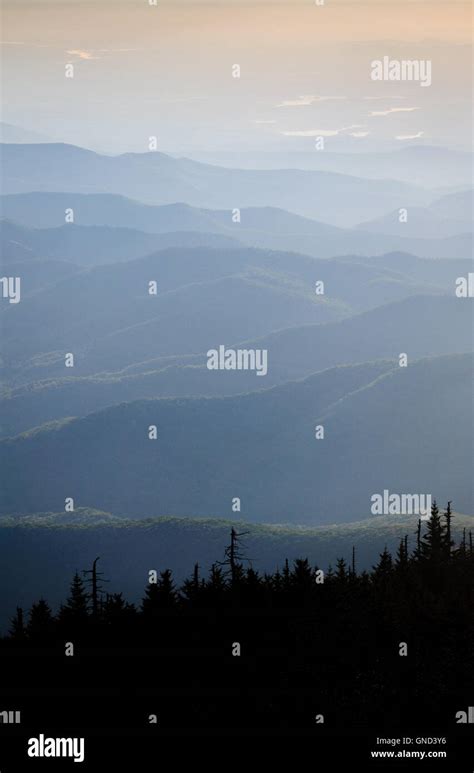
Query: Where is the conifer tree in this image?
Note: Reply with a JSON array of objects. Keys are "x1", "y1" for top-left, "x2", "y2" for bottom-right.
[
  {"x1": 373, "y1": 547, "x2": 393, "y2": 580},
  {"x1": 142, "y1": 569, "x2": 177, "y2": 615},
  {"x1": 395, "y1": 536, "x2": 409, "y2": 569},
  {"x1": 269, "y1": 569, "x2": 282, "y2": 593},
  {"x1": 443, "y1": 501, "x2": 454, "y2": 557},
  {"x1": 9, "y1": 606, "x2": 25, "y2": 640},
  {"x1": 27, "y1": 599, "x2": 55, "y2": 639},
  {"x1": 419, "y1": 500, "x2": 445, "y2": 562},
  {"x1": 290, "y1": 558, "x2": 314, "y2": 590},
  {"x1": 181, "y1": 563, "x2": 204, "y2": 603},
  {"x1": 351, "y1": 545, "x2": 356, "y2": 576},
  {"x1": 206, "y1": 563, "x2": 226, "y2": 597},
  {"x1": 460, "y1": 528, "x2": 467, "y2": 557},
  {"x1": 415, "y1": 518, "x2": 422, "y2": 557},
  {"x1": 103, "y1": 593, "x2": 136, "y2": 623},
  {"x1": 282, "y1": 558, "x2": 291, "y2": 589},
  {"x1": 59, "y1": 572, "x2": 89, "y2": 624},
  {"x1": 336, "y1": 557, "x2": 348, "y2": 581}
]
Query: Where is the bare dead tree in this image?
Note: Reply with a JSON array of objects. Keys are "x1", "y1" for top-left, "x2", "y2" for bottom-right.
[
  {"x1": 82, "y1": 557, "x2": 109, "y2": 617},
  {"x1": 217, "y1": 528, "x2": 250, "y2": 584}
]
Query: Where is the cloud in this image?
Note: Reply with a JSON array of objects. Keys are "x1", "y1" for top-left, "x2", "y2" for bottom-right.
[
  {"x1": 65, "y1": 48, "x2": 138, "y2": 61},
  {"x1": 254, "y1": 120, "x2": 276, "y2": 125},
  {"x1": 276, "y1": 95, "x2": 346, "y2": 108},
  {"x1": 66, "y1": 49, "x2": 98, "y2": 60},
  {"x1": 348, "y1": 131, "x2": 370, "y2": 138},
  {"x1": 369, "y1": 107, "x2": 420, "y2": 117},
  {"x1": 395, "y1": 131, "x2": 424, "y2": 140},
  {"x1": 282, "y1": 124, "x2": 364, "y2": 137}
]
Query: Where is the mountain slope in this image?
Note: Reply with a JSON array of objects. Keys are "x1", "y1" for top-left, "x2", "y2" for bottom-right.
[
  {"x1": 429, "y1": 189, "x2": 473, "y2": 221},
  {"x1": 2, "y1": 193, "x2": 470, "y2": 259},
  {"x1": 1, "y1": 142, "x2": 432, "y2": 226},
  {"x1": 0, "y1": 508, "x2": 472, "y2": 632},
  {"x1": 339, "y1": 252, "x2": 473, "y2": 289},
  {"x1": 236, "y1": 295, "x2": 474, "y2": 382},
  {"x1": 188, "y1": 146, "x2": 473, "y2": 188},
  {"x1": 1, "y1": 355, "x2": 471, "y2": 522},
  {"x1": 2, "y1": 245, "x2": 440, "y2": 379},
  {"x1": 1, "y1": 248, "x2": 352, "y2": 367},
  {"x1": 0, "y1": 219, "x2": 241, "y2": 265},
  {"x1": 355, "y1": 207, "x2": 472, "y2": 239},
  {"x1": 1, "y1": 294, "x2": 472, "y2": 436},
  {"x1": 0, "y1": 259, "x2": 82, "y2": 297}
]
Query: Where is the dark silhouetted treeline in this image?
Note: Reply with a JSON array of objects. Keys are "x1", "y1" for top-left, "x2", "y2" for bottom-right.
[{"x1": 1, "y1": 502, "x2": 473, "y2": 732}]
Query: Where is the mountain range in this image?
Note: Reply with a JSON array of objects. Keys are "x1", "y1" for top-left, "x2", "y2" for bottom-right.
[
  {"x1": 185, "y1": 146, "x2": 474, "y2": 188},
  {"x1": 1, "y1": 294, "x2": 472, "y2": 437},
  {"x1": 2, "y1": 191, "x2": 471, "y2": 259},
  {"x1": 1, "y1": 506, "x2": 472, "y2": 634},
  {"x1": 1, "y1": 354, "x2": 472, "y2": 522},
  {"x1": 1, "y1": 142, "x2": 437, "y2": 227},
  {"x1": 0, "y1": 132, "x2": 472, "y2": 635}
]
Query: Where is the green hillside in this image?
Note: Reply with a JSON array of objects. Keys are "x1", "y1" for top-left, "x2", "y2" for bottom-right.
[{"x1": 1, "y1": 354, "x2": 472, "y2": 522}]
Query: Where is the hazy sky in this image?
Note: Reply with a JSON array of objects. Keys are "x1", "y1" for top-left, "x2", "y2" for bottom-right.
[{"x1": 1, "y1": 0, "x2": 472, "y2": 155}]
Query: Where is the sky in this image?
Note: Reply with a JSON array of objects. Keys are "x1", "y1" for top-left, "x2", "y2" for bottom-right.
[{"x1": 1, "y1": 0, "x2": 472, "y2": 155}]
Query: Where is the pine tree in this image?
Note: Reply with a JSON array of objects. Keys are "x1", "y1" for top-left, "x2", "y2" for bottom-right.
[
  {"x1": 373, "y1": 547, "x2": 393, "y2": 580},
  {"x1": 351, "y1": 545, "x2": 356, "y2": 576},
  {"x1": 443, "y1": 501, "x2": 454, "y2": 557},
  {"x1": 141, "y1": 569, "x2": 177, "y2": 615},
  {"x1": 282, "y1": 558, "x2": 291, "y2": 590},
  {"x1": 59, "y1": 572, "x2": 89, "y2": 624},
  {"x1": 290, "y1": 558, "x2": 315, "y2": 590},
  {"x1": 325, "y1": 564, "x2": 335, "y2": 581},
  {"x1": 415, "y1": 518, "x2": 422, "y2": 558},
  {"x1": 102, "y1": 593, "x2": 136, "y2": 623},
  {"x1": 205, "y1": 563, "x2": 226, "y2": 601},
  {"x1": 181, "y1": 563, "x2": 204, "y2": 603},
  {"x1": 27, "y1": 599, "x2": 55, "y2": 639},
  {"x1": 395, "y1": 536, "x2": 409, "y2": 569},
  {"x1": 336, "y1": 557, "x2": 348, "y2": 582},
  {"x1": 9, "y1": 606, "x2": 25, "y2": 640},
  {"x1": 242, "y1": 567, "x2": 262, "y2": 603},
  {"x1": 419, "y1": 500, "x2": 445, "y2": 563},
  {"x1": 269, "y1": 569, "x2": 282, "y2": 593}
]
